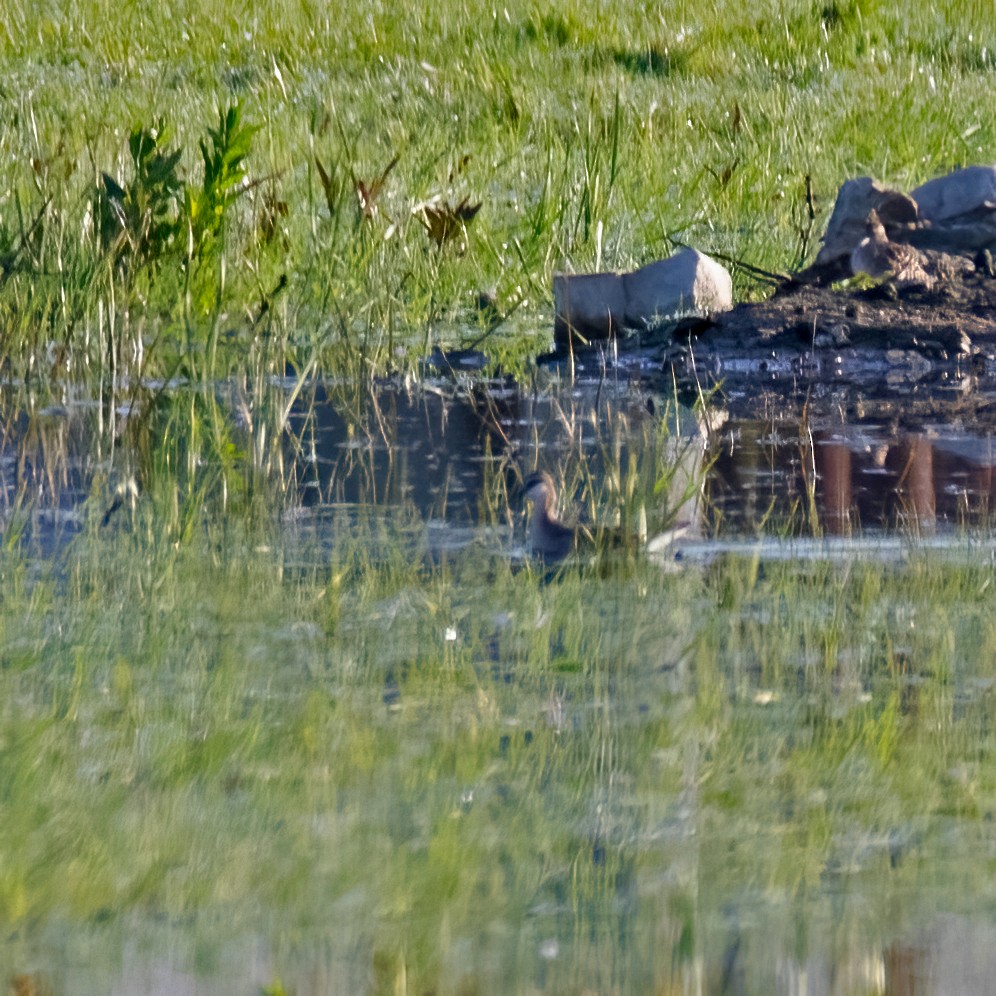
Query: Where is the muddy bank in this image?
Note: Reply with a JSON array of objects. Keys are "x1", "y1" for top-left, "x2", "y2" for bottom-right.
[
  {"x1": 541, "y1": 249, "x2": 996, "y2": 418},
  {"x1": 689, "y1": 249, "x2": 993, "y2": 360}
]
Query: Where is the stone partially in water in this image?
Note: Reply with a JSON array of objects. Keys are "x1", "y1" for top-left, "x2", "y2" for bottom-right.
[
  {"x1": 552, "y1": 270, "x2": 628, "y2": 343},
  {"x1": 553, "y1": 248, "x2": 732, "y2": 346}
]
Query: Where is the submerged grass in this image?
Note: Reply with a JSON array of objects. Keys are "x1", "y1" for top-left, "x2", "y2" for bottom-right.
[{"x1": 2, "y1": 505, "x2": 996, "y2": 988}]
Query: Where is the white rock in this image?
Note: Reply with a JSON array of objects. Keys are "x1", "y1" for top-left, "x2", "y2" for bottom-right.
[
  {"x1": 912, "y1": 165, "x2": 996, "y2": 222},
  {"x1": 553, "y1": 248, "x2": 732, "y2": 345},
  {"x1": 908, "y1": 166, "x2": 996, "y2": 252},
  {"x1": 623, "y1": 249, "x2": 733, "y2": 328}
]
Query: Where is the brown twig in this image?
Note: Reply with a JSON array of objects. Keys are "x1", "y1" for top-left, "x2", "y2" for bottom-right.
[{"x1": 673, "y1": 239, "x2": 791, "y2": 285}]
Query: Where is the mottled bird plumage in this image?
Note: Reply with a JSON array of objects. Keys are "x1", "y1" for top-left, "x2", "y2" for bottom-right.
[{"x1": 850, "y1": 209, "x2": 933, "y2": 288}]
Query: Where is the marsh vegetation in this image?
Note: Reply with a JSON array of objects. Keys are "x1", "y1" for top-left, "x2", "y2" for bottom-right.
[{"x1": 2, "y1": 1, "x2": 996, "y2": 993}]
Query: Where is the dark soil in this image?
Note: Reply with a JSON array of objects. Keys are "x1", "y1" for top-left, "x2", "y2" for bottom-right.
[
  {"x1": 541, "y1": 250, "x2": 996, "y2": 420},
  {"x1": 693, "y1": 249, "x2": 995, "y2": 360}
]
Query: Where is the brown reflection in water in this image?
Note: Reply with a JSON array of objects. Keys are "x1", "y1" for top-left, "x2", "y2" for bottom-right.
[
  {"x1": 885, "y1": 940, "x2": 928, "y2": 996},
  {"x1": 290, "y1": 380, "x2": 996, "y2": 539},
  {"x1": 887, "y1": 433, "x2": 936, "y2": 532},
  {"x1": 883, "y1": 916, "x2": 996, "y2": 995},
  {"x1": 710, "y1": 422, "x2": 996, "y2": 533},
  {"x1": 813, "y1": 433, "x2": 852, "y2": 535},
  {"x1": 709, "y1": 913, "x2": 996, "y2": 996},
  {"x1": 813, "y1": 432, "x2": 939, "y2": 535},
  {"x1": 7, "y1": 381, "x2": 996, "y2": 544}
]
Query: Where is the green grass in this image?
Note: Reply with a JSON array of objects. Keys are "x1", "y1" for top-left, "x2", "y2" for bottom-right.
[{"x1": 0, "y1": 0, "x2": 994, "y2": 387}]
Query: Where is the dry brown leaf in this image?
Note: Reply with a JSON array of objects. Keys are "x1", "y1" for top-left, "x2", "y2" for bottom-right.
[
  {"x1": 416, "y1": 195, "x2": 481, "y2": 245},
  {"x1": 355, "y1": 155, "x2": 399, "y2": 219}
]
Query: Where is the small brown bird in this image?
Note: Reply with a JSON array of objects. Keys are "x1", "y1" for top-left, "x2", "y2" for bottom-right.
[
  {"x1": 850, "y1": 209, "x2": 933, "y2": 288},
  {"x1": 522, "y1": 470, "x2": 693, "y2": 566},
  {"x1": 521, "y1": 471, "x2": 581, "y2": 564}
]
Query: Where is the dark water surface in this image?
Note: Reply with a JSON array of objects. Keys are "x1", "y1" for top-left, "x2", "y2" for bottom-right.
[
  {"x1": 288, "y1": 374, "x2": 996, "y2": 534},
  {"x1": 5, "y1": 363, "x2": 996, "y2": 545}
]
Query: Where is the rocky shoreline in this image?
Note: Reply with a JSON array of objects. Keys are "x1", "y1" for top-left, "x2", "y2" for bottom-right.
[{"x1": 547, "y1": 167, "x2": 996, "y2": 390}]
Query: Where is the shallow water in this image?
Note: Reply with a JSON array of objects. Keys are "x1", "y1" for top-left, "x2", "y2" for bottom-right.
[
  {"x1": 3, "y1": 366, "x2": 996, "y2": 994},
  {"x1": 5, "y1": 362, "x2": 996, "y2": 547},
  {"x1": 281, "y1": 369, "x2": 996, "y2": 550}
]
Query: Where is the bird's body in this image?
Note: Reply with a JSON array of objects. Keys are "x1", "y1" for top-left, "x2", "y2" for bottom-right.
[
  {"x1": 850, "y1": 209, "x2": 933, "y2": 288},
  {"x1": 521, "y1": 471, "x2": 578, "y2": 564},
  {"x1": 521, "y1": 469, "x2": 694, "y2": 567}
]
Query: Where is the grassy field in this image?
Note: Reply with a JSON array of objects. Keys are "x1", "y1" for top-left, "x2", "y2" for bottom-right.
[
  {"x1": 0, "y1": 0, "x2": 994, "y2": 383},
  {"x1": 2, "y1": 1, "x2": 996, "y2": 992}
]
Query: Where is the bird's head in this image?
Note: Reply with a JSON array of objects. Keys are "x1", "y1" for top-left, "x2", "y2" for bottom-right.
[{"x1": 521, "y1": 471, "x2": 556, "y2": 508}]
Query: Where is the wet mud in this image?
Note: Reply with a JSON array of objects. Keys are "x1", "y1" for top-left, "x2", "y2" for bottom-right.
[
  {"x1": 544, "y1": 249, "x2": 996, "y2": 424},
  {"x1": 692, "y1": 249, "x2": 992, "y2": 361}
]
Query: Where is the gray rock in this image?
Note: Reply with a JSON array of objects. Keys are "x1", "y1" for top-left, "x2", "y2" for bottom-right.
[
  {"x1": 816, "y1": 177, "x2": 918, "y2": 266},
  {"x1": 912, "y1": 165, "x2": 996, "y2": 222},
  {"x1": 552, "y1": 270, "x2": 628, "y2": 343},
  {"x1": 817, "y1": 167, "x2": 996, "y2": 267},
  {"x1": 907, "y1": 165, "x2": 996, "y2": 253},
  {"x1": 554, "y1": 248, "x2": 732, "y2": 345}
]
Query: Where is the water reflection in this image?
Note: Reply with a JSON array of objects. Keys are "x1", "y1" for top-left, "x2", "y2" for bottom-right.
[
  {"x1": 4, "y1": 372, "x2": 996, "y2": 994},
  {"x1": 285, "y1": 376, "x2": 709, "y2": 554},
  {"x1": 0, "y1": 401, "x2": 95, "y2": 552},
  {"x1": 2, "y1": 375, "x2": 996, "y2": 547},
  {"x1": 284, "y1": 378, "x2": 996, "y2": 543},
  {"x1": 708, "y1": 423, "x2": 996, "y2": 535},
  {"x1": 7, "y1": 909, "x2": 996, "y2": 993}
]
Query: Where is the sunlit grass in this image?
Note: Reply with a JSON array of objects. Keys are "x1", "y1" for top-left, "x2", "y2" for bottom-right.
[{"x1": 0, "y1": 1, "x2": 994, "y2": 388}]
